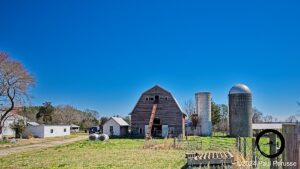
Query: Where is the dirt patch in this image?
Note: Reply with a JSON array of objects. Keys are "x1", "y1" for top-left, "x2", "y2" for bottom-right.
[{"x1": 0, "y1": 135, "x2": 88, "y2": 157}]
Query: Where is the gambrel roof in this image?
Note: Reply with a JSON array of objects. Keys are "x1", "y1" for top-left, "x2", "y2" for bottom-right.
[{"x1": 130, "y1": 85, "x2": 185, "y2": 115}]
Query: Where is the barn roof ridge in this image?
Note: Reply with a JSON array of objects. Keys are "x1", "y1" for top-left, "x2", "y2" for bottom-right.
[
  {"x1": 142, "y1": 85, "x2": 171, "y2": 95},
  {"x1": 129, "y1": 85, "x2": 186, "y2": 116}
]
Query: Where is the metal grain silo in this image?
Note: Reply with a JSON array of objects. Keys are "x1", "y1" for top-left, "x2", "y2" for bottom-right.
[
  {"x1": 195, "y1": 92, "x2": 212, "y2": 136},
  {"x1": 229, "y1": 84, "x2": 252, "y2": 137}
]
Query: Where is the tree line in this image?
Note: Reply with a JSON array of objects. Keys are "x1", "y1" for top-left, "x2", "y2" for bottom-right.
[
  {"x1": 21, "y1": 102, "x2": 100, "y2": 130},
  {"x1": 183, "y1": 98, "x2": 300, "y2": 133}
]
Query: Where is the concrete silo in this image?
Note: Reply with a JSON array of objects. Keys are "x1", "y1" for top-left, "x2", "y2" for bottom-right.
[
  {"x1": 229, "y1": 84, "x2": 252, "y2": 137},
  {"x1": 195, "y1": 92, "x2": 212, "y2": 136}
]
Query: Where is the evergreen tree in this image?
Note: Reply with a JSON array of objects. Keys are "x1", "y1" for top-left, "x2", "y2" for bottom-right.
[{"x1": 211, "y1": 100, "x2": 221, "y2": 125}]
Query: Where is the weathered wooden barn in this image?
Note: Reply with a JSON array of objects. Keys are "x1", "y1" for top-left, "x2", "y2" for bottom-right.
[{"x1": 130, "y1": 85, "x2": 185, "y2": 137}]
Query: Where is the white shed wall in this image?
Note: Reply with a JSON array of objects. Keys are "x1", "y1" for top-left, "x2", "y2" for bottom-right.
[
  {"x1": 26, "y1": 125, "x2": 70, "y2": 138},
  {"x1": 103, "y1": 119, "x2": 120, "y2": 136},
  {"x1": 43, "y1": 125, "x2": 70, "y2": 138},
  {"x1": 2, "y1": 120, "x2": 15, "y2": 137}
]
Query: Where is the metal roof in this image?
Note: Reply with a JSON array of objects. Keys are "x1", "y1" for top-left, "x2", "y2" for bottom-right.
[
  {"x1": 111, "y1": 117, "x2": 129, "y2": 126},
  {"x1": 252, "y1": 123, "x2": 282, "y2": 129},
  {"x1": 27, "y1": 121, "x2": 39, "y2": 126},
  {"x1": 70, "y1": 124, "x2": 80, "y2": 128},
  {"x1": 229, "y1": 83, "x2": 251, "y2": 94}
]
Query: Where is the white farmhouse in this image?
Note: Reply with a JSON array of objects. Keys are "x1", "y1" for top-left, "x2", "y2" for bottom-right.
[
  {"x1": 0, "y1": 111, "x2": 26, "y2": 138},
  {"x1": 26, "y1": 124, "x2": 70, "y2": 138},
  {"x1": 103, "y1": 117, "x2": 129, "y2": 136}
]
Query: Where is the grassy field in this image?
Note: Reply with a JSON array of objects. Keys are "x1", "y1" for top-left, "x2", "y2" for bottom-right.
[
  {"x1": 0, "y1": 136, "x2": 271, "y2": 169},
  {"x1": 0, "y1": 139, "x2": 186, "y2": 169}
]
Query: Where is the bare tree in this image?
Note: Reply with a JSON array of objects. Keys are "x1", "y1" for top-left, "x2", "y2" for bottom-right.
[
  {"x1": 218, "y1": 104, "x2": 229, "y2": 133},
  {"x1": 85, "y1": 109, "x2": 100, "y2": 119},
  {"x1": 286, "y1": 115, "x2": 298, "y2": 123},
  {"x1": 100, "y1": 116, "x2": 109, "y2": 126},
  {"x1": 263, "y1": 115, "x2": 273, "y2": 122},
  {"x1": 54, "y1": 105, "x2": 79, "y2": 125},
  {"x1": 183, "y1": 99, "x2": 195, "y2": 120},
  {"x1": 252, "y1": 107, "x2": 263, "y2": 123},
  {"x1": 285, "y1": 101, "x2": 300, "y2": 123},
  {"x1": 0, "y1": 52, "x2": 34, "y2": 137}
]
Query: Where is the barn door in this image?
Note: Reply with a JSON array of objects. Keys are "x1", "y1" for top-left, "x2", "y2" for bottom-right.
[
  {"x1": 162, "y1": 125, "x2": 168, "y2": 138},
  {"x1": 145, "y1": 125, "x2": 148, "y2": 136}
]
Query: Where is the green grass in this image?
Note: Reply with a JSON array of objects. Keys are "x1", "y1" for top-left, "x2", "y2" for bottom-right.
[
  {"x1": 0, "y1": 140, "x2": 9, "y2": 144},
  {"x1": 186, "y1": 136, "x2": 236, "y2": 151},
  {"x1": 0, "y1": 136, "x2": 274, "y2": 169},
  {"x1": 0, "y1": 139, "x2": 186, "y2": 169}
]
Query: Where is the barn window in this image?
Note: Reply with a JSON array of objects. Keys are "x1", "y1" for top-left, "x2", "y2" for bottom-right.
[
  {"x1": 50, "y1": 129, "x2": 54, "y2": 133},
  {"x1": 64, "y1": 128, "x2": 66, "y2": 132},
  {"x1": 139, "y1": 128, "x2": 143, "y2": 134},
  {"x1": 153, "y1": 117, "x2": 160, "y2": 125}
]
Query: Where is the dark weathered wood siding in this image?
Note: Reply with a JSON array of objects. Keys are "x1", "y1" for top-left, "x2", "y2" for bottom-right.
[
  {"x1": 282, "y1": 124, "x2": 300, "y2": 168},
  {"x1": 120, "y1": 126, "x2": 129, "y2": 136},
  {"x1": 130, "y1": 85, "x2": 184, "y2": 137}
]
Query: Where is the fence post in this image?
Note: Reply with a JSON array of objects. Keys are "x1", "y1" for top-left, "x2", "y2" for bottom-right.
[
  {"x1": 252, "y1": 137, "x2": 257, "y2": 168},
  {"x1": 270, "y1": 133, "x2": 277, "y2": 169},
  {"x1": 238, "y1": 137, "x2": 242, "y2": 152},
  {"x1": 173, "y1": 137, "x2": 176, "y2": 148},
  {"x1": 243, "y1": 137, "x2": 247, "y2": 158},
  {"x1": 236, "y1": 137, "x2": 241, "y2": 152}
]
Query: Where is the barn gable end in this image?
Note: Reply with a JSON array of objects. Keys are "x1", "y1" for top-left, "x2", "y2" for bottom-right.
[{"x1": 130, "y1": 85, "x2": 185, "y2": 137}]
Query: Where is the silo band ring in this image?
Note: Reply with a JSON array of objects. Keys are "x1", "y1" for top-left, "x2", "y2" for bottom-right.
[{"x1": 255, "y1": 129, "x2": 285, "y2": 158}]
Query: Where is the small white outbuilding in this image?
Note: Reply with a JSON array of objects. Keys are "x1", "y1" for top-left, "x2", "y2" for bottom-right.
[
  {"x1": 70, "y1": 124, "x2": 80, "y2": 132},
  {"x1": 103, "y1": 117, "x2": 129, "y2": 136},
  {"x1": 25, "y1": 125, "x2": 70, "y2": 138}
]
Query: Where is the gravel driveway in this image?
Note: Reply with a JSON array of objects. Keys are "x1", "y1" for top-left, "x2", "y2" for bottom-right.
[{"x1": 0, "y1": 135, "x2": 88, "y2": 157}]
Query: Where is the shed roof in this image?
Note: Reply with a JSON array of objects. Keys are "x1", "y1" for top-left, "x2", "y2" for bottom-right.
[
  {"x1": 71, "y1": 124, "x2": 80, "y2": 128},
  {"x1": 110, "y1": 117, "x2": 129, "y2": 126},
  {"x1": 27, "y1": 121, "x2": 39, "y2": 126},
  {"x1": 252, "y1": 123, "x2": 282, "y2": 129}
]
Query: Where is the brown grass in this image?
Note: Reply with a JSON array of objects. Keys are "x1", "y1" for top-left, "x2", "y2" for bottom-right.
[{"x1": 144, "y1": 138, "x2": 175, "y2": 150}]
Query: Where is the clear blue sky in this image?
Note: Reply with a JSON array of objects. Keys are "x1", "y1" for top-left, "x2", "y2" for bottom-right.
[{"x1": 0, "y1": 1, "x2": 299, "y2": 120}]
